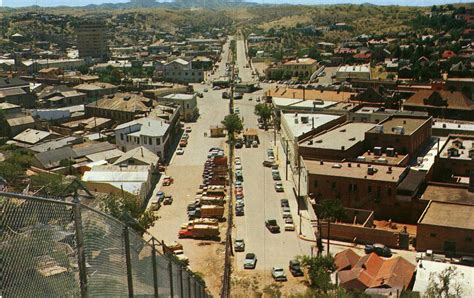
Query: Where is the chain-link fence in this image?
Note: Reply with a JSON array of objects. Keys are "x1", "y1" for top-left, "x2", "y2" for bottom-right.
[{"x1": 0, "y1": 192, "x2": 209, "y2": 298}]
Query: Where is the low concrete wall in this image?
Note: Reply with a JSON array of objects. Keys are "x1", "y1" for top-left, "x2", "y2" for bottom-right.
[{"x1": 321, "y1": 222, "x2": 401, "y2": 248}]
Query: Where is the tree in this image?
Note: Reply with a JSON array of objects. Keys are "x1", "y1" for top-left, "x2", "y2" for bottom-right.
[
  {"x1": 316, "y1": 198, "x2": 346, "y2": 255},
  {"x1": 426, "y1": 266, "x2": 464, "y2": 298},
  {"x1": 221, "y1": 114, "x2": 243, "y2": 143},
  {"x1": 254, "y1": 103, "x2": 273, "y2": 130},
  {"x1": 298, "y1": 255, "x2": 336, "y2": 294},
  {"x1": 30, "y1": 173, "x2": 66, "y2": 197},
  {"x1": 100, "y1": 193, "x2": 156, "y2": 234}
]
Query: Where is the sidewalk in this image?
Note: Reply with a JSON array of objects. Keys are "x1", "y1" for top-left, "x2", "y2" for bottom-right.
[{"x1": 272, "y1": 136, "x2": 317, "y2": 243}]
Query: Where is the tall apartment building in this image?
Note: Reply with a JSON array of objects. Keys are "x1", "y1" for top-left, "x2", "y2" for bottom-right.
[{"x1": 76, "y1": 19, "x2": 109, "y2": 60}]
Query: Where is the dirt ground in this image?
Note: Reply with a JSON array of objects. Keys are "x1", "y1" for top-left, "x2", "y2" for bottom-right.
[
  {"x1": 230, "y1": 270, "x2": 308, "y2": 297},
  {"x1": 373, "y1": 220, "x2": 417, "y2": 236}
]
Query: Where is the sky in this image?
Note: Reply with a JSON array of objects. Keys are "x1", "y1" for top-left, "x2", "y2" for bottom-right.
[{"x1": 1, "y1": 0, "x2": 471, "y2": 7}]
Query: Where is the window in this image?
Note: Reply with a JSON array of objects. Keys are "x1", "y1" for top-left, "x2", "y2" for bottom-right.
[
  {"x1": 313, "y1": 180, "x2": 318, "y2": 188},
  {"x1": 156, "y1": 138, "x2": 161, "y2": 145},
  {"x1": 144, "y1": 138, "x2": 147, "y2": 145},
  {"x1": 149, "y1": 137, "x2": 152, "y2": 144},
  {"x1": 466, "y1": 237, "x2": 473, "y2": 242},
  {"x1": 137, "y1": 137, "x2": 140, "y2": 144},
  {"x1": 120, "y1": 133, "x2": 124, "y2": 141},
  {"x1": 368, "y1": 185, "x2": 372, "y2": 193},
  {"x1": 187, "y1": 104, "x2": 190, "y2": 108},
  {"x1": 387, "y1": 188, "x2": 392, "y2": 196},
  {"x1": 331, "y1": 182, "x2": 336, "y2": 189},
  {"x1": 430, "y1": 233, "x2": 437, "y2": 238}
]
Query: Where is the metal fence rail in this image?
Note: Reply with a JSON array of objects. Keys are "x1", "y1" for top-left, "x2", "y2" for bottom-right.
[{"x1": 0, "y1": 192, "x2": 208, "y2": 298}]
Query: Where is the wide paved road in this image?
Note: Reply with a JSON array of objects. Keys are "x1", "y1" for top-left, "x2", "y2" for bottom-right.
[{"x1": 232, "y1": 35, "x2": 313, "y2": 274}]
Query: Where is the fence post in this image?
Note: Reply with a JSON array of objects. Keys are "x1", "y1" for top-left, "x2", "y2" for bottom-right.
[
  {"x1": 194, "y1": 278, "x2": 197, "y2": 298},
  {"x1": 123, "y1": 226, "x2": 134, "y2": 297},
  {"x1": 168, "y1": 260, "x2": 174, "y2": 297},
  {"x1": 179, "y1": 266, "x2": 184, "y2": 297},
  {"x1": 151, "y1": 238, "x2": 159, "y2": 298},
  {"x1": 73, "y1": 195, "x2": 88, "y2": 298},
  {"x1": 188, "y1": 271, "x2": 191, "y2": 298}
]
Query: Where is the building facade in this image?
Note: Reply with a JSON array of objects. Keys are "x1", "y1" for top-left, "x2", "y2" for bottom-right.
[
  {"x1": 76, "y1": 19, "x2": 109, "y2": 60},
  {"x1": 115, "y1": 117, "x2": 170, "y2": 159}
]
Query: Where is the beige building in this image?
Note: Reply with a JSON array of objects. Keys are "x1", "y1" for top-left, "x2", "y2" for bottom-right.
[
  {"x1": 266, "y1": 58, "x2": 319, "y2": 79},
  {"x1": 76, "y1": 19, "x2": 109, "y2": 59}
]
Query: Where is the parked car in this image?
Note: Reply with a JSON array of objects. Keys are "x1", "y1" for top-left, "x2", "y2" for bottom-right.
[
  {"x1": 265, "y1": 219, "x2": 280, "y2": 233},
  {"x1": 262, "y1": 160, "x2": 274, "y2": 167},
  {"x1": 235, "y1": 141, "x2": 243, "y2": 149},
  {"x1": 235, "y1": 206, "x2": 245, "y2": 216},
  {"x1": 364, "y1": 243, "x2": 392, "y2": 257},
  {"x1": 282, "y1": 208, "x2": 292, "y2": 219},
  {"x1": 234, "y1": 239, "x2": 245, "y2": 252},
  {"x1": 280, "y1": 199, "x2": 289, "y2": 208},
  {"x1": 252, "y1": 140, "x2": 258, "y2": 148},
  {"x1": 176, "y1": 148, "x2": 184, "y2": 155},
  {"x1": 244, "y1": 253, "x2": 257, "y2": 269},
  {"x1": 284, "y1": 217, "x2": 295, "y2": 231},
  {"x1": 274, "y1": 181, "x2": 284, "y2": 192},
  {"x1": 185, "y1": 127, "x2": 192, "y2": 133},
  {"x1": 272, "y1": 172, "x2": 281, "y2": 181},
  {"x1": 458, "y1": 256, "x2": 474, "y2": 267},
  {"x1": 163, "y1": 196, "x2": 173, "y2": 205},
  {"x1": 212, "y1": 86, "x2": 221, "y2": 90},
  {"x1": 204, "y1": 88, "x2": 209, "y2": 92},
  {"x1": 156, "y1": 191, "x2": 165, "y2": 200},
  {"x1": 271, "y1": 267, "x2": 287, "y2": 281},
  {"x1": 289, "y1": 260, "x2": 304, "y2": 276}
]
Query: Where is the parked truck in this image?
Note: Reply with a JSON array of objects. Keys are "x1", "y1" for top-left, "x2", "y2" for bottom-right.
[
  {"x1": 178, "y1": 224, "x2": 220, "y2": 240},
  {"x1": 198, "y1": 196, "x2": 225, "y2": 206},
  {"x1": 200, "y1": 205, "x2": 225, "y2": 219}
]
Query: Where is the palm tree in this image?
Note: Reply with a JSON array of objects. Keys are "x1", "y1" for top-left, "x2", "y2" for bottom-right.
[
  {"x1": 316, "y1": 198, "x2": 346, "y2": 256},
  {"x1": 254, "y1": 103, "x2": 272, "y2": 130}
]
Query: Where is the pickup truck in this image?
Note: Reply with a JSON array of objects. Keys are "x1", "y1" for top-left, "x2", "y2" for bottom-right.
[{"x1": 265, "y1": 219, "x2": 280, "y2": 233}]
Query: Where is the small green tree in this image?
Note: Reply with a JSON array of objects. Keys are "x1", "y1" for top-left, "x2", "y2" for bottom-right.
[
  {"x1": 298, "y1": 255, "x2": 336, "y2": 294},
  {"x1": 254, "y1": 103, "x2": 273, "y2": 130},
  {"x1": 222, "y1": 114, "x2": 244, "y2": 143},
  {"x1": 426, "y1": 266, "x2": 464, "y2": 298}
]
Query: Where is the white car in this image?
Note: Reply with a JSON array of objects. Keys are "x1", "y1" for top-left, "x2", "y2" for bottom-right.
[
  {"x1": 176, "y1": 148, "x2": 184, "y2": 155},
  {"x1": 235, "y1": 164, "x2": 242, "y2": 170}
]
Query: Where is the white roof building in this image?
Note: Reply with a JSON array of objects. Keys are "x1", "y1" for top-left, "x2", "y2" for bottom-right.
[
  {"x1": 413, "y1": 260, "x2": 474, "y2": 297},
  {"x1": 82, "y1": 164, "x2": 152, "y2": 200}
]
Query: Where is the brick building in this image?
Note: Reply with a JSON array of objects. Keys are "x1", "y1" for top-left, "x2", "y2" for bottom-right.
[
  {"x1": 299, "y1": 122, "x2": 375, "y2": 162},
  {"x1": 417, "y1": 201, "x2": 474, "y2": 256},
  {"x1": 364, "y1": 115, "x2": 432, "y2": 158},
  {"x1": 302, "y1": 159, "x2": 420, "y2": 221},
  {"x1": 434, "y1": 135, "x2": 474, "y2": 180}
]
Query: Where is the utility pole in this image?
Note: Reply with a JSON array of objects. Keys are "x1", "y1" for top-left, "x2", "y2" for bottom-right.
[
  {"x1": 297, "y1": 155, "x2": 302, "y2": 235},
  {"x1": 285, "y1": 139, "x2": 289, "y2": 180}
]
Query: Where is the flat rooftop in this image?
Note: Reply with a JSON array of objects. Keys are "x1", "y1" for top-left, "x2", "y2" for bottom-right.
[
  {"x1": 368, "y1": 117, "x2": 429, "y2": 135},
  {"x1": 419, "y1": 201, "x2": 474, "y2": 230},
  {"x1": 439, "y1": 135, "x2": 474, "y2": 161},
  {"x1": 283, "y1": 113, "x2": 341, "y2": 138},
  {"x1": 304, "y1": 160, "x2": 405, "y2": 182},
  {"x1": 421, "y1": 184, "x2": 474, "y2": 205},
  {"x1": 337, "y1": 64, "x2": 370, "y2": 73},
  {"x1": 432, "y1": 120, "x2": 474, "y2": 133},
  {"x1": 300, "y1": 122, "x2": 375, "y2": 150},
  {"x1": 267, "y1": 87, "x2": 356, "y2": 102}
]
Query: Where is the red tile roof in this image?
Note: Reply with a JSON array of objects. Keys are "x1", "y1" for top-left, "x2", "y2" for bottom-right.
[
  {"x1": 335, "y1": 249, "x2": 361, "y2": 271},
  {"x1": 338, "y1": 253, "x2": 415, "y2": 291}
]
